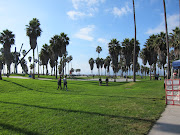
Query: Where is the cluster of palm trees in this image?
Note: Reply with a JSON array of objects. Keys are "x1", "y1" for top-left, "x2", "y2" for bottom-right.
[
  {"x1": 140, "y1": 27, "x2": 180, "y2": 80},
  {"x1": 89, "y1": 38, "x2": 140, "y2": 78},
  {"x1": 0, "y1": 18, "x2": 72, "y2": 79},
  {"x1": 39, "y1": 33, "x2": 73, "y2": 79},
  {"x1": 89, "y1": 26, "x2": 179, "y2": 80}
]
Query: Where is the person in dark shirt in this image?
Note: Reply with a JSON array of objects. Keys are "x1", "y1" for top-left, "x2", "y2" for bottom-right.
[{"x1": 57, "y1": 76, "x2": 62, "y2": 90}]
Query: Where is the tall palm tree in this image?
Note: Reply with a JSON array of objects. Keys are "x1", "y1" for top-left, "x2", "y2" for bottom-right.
[
  {"x1": 0, "y1": 29, "x2": 15, "y2": 75},
  {"x1": 155, "y1": 32, "x2": 167, "y2": 78},
  {"x1": 144, "y1": 34, "x2": 158, "y2": 80},
  {"x1": 108, "y1": 39, "x2": 121, "y2": 76},
  {"x1": 163, "y1": 0, "x2": 170, "y2": 79},
  {"x1": 26, "y1": 18, "x2": 42, "y2": 79},
  {"x1": 132, "y1": 0, "x2": 137, "y2": 82},
  {"x1": 49, "y1": 35, "x2": 61, "y2": 78},
  {"x1": 122, "y1": 38, "x2": 132, "y2": 79},
  {"x1": 96, "y1": 46, "x2": 102, "y2": 58},
  {"x1": 89, "y1": 58, "x2": 94, "y2": 74}
]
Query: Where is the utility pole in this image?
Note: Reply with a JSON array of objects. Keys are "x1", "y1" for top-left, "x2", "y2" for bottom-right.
[
  {"x1": 163, "y1": 0, "x2": 170, "y2": 79},
  {"x1": 133, "y1": 0, "x2": 136, "y2": 82}
]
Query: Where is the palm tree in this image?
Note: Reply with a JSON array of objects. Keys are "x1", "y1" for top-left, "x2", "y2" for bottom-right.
[
  {"x1": 89, "y1": 58, "x2": 94, "y2": 74},
  {"x1": 122, "y1": 38, "x2": 132, "y2": 80},
  {"x1": 155, "y1": 32, "x2": 167, "y2": 78},
  {"x1": 26, "y1": 18, "x2": 42, "y2": 79},
  {"x1": 0, "y1": 29, "x2": 15, "y2": 75},
  {"x1": 49, "y1": 35, "x2": 61, "y2": 78},
  {"x1": 39, "y1": 44, "x2": 49, "y2": 75},
  {"x1": 108, "y1": 39, "x2": 121, "y2": 77},
  {"x1": 169, "y1": 27, "x2": 180, "y2": 59},
  {"x1": 100, "y1": 58, "x2": 104, "y2": 76},
  {"x1": 163, "y1": 0, "x2": 170, "y2": 79},
  {"x1": 67, "y1": 55, "x2": 73, "y2": 76},
  {"x1": 20, "y1": 59, "x2": 28, "y2": 74},
  {"x1": 105, "y1": 56, "x2": 111, "y2": 76},
  {"x1": 132, "y1": 0, "x2": 137, "y2": 82},
  {"x1": 96, "y1": 57, "x2": 101, "y2": 76},
  {"x1": 140, "y1": 49, "x2": 148, "y2": 78},
  {"x1": 144, "y1": 34, "x2": 158, "y2": 80},
  {"x1": 96, "y1": 46, "x2": 102, "y2": 58}
]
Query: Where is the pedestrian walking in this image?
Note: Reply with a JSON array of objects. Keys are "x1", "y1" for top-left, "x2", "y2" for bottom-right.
[
  {"x1": 57, "y1": 76, "x2": 62, "y2": 90},
  {"x1": 63, "y1": 75, "x2": 68, "y2": 91}
]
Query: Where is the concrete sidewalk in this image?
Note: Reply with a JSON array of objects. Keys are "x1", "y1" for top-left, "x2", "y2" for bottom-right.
[{"x1": 148, "y1": 105, "x2": 180, "y2": 135}]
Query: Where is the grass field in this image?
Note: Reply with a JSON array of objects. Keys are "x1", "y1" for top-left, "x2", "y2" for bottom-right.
[{"x1": 0, "y1": 77, "x2": 166, "y2": 135}]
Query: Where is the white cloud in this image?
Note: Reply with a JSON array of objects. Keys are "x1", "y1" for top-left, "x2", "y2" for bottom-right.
[
  {"x1": 146, "y1": 14, "x2": 179, "y2": 35},
  {"x1": 67, "y1": 11, "x2": 86, "y2": 20},
  {"x1": 68, "y1": 0, "x2": 105, "y2": 20},
  {"x1": 97, "y1": 38, "x2": 108, "y2": 44},
  {"x1": 112, "y1": 3, "x2": 132, "y2": 17},
  {"x1": 72, "y1": 0, "x2": 105, "y2": 9},
  {"x1": 74, "y1": 25, "x2": 95, "y2": 41}
]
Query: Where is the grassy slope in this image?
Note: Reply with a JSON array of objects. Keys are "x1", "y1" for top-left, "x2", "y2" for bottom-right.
[{"x1": 0, "y1": 78, "x2": 165, "y2": 135}]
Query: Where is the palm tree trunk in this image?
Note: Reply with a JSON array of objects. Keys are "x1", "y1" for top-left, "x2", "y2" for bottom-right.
[
  {"x1": 150, "y1": 65, "x2": 151, "y2": 80},
  {"x1": 0, "y1": 70, "x2": 2, "y2": 80},
  {"x1": 163, "y1": 0, "x2": 170, "y2": 79},
  {"x1": 68, "y1": 63, "x2": 69, "y2": 76},
  {"x1": 43, "y1": 65, "x2": 44, "y2": 75},
  {"x1": 46, "y1": 64, "x2": 48, "y2": 75},
  {"x1": 132, "y1": 0, "x2": 136, "y2": 82},
  {"x1": 33, "y1": 49, "x2": 35, "y2": 79},
  {"x1": 56, "y1": 60, "x2": 57, "y2": 79}
]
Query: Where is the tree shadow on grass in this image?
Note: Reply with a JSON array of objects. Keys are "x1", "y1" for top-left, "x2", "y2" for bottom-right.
[
  {"x1": 0, "y1": 122, "x2": 42, "y2": 135},
  {"x1": 2, "y1": 80, "x2": 33, "y2": 91},
  {"x1": 0, "y1": 100, "x2": 155, "y2": 123}
]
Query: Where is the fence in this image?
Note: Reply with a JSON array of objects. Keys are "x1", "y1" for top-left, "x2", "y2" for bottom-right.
[{"x1": 165, "y1": 79, "x2": 180, "y2": 105}]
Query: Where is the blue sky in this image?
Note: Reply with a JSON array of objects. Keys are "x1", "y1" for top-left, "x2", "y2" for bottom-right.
[{"x1": 0, "y1": 0, "x2": 179, "y2": 74}]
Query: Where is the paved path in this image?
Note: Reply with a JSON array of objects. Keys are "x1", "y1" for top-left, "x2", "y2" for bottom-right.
[
  {"x1": 2, "y1": 76, "x2": 52, "y2": 80},
  {"x1": 148, "y1": 105, "x2": 180, "y2": 135}
]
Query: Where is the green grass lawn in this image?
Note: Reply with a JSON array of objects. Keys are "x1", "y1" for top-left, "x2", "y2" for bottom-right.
[{"x1": 0, "y1": 77, "x2": 166, "y2": 135}]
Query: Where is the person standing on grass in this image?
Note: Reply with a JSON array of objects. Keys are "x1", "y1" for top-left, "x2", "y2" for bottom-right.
[
  {"x1": 63, "y1": 75, "x2": 68, "y2": 91},
  {"x1": 57, "y1": 76, "x2": 62, "y2": 90}
]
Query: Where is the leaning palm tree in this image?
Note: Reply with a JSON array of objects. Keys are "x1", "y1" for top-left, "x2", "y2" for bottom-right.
[
  {"x1": 96, "y1": 46, "x2": 102, "y2": 58},
  {"x1": 26, "y1": 18, "x2": 42, "y2": 79},
  {"x1": 0, "y1": 29, "x2": 15, "y2": 76}
]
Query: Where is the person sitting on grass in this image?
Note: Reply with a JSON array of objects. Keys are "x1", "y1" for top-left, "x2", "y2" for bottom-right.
[
  {"x1": 99, "y1": 77, "x2": 102, "y2": 86},
  {"x1": 106, "y1": 77, "x2": 109, "y2": 86},
  {"x1": 57, "y1": 76, "x2": 62, "y2": 90},
  {"x1": 63, "y1": 75, "x2": 68, "y2": 91}
]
